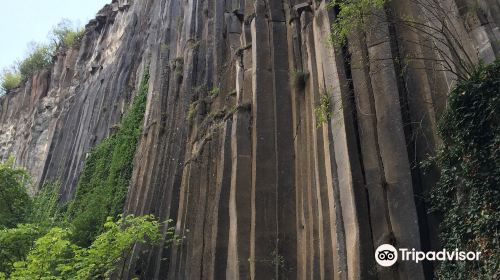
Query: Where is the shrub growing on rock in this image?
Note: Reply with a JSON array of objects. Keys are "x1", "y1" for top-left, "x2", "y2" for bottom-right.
[
  {"x1": 50, "y1": 19, "x2": 85, "y2": 49},
  {"x1": 0, "y1": 69, "x2": 21, "y2": 93},
  {"x1": 18, "y1": 43, "x2": 52, "y2": 81}
]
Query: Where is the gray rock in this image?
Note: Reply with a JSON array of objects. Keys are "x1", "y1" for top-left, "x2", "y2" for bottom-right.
[{"x1": 1, "y1": 0, "x2": 498, "y2": 279}]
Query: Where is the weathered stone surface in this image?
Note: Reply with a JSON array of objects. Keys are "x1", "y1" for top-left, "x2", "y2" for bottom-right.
[{"x1": 1, "y1": 0, "x2": 498, "y2": 279}]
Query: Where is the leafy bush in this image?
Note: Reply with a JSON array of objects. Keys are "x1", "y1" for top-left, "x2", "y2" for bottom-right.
[
  {"x1": 73, "y1": 215, "x2": 163, "y2": 279},
  {"x1": 0, "y1": 224, "x2": 42, "y2": 277},
  {"x1": 63, "y1": 29, "x2": 85, "y2": 48},
  {"x1": 0, "y1": 157, "x2": 31, "y2": 229},
  {"x1": 18, "y1": 43, "x2": 52, "y2": 80},
  {"x1": 9, "y1": 215, "x2": 168, "y2": 280},
  {"x1": 66, "y1": 69, "x2": 149, "y2": 246},
  {"x1": 429, "y1": 60, "x2": 500, "y2": 279},
  {"x1": 0, "y1": 70, "x2": 21, "y2": 93},
  {"x1": 10, "y1": 227, "x2": 78, "y2": 279}
]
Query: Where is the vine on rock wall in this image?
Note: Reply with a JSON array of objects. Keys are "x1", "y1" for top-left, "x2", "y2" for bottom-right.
[
  {"x1": 67, "y1": 69, "x2": 149, "y2": 246},
  {"x1": 428, "y1": 60, "x2": 499, "y2": 279}
]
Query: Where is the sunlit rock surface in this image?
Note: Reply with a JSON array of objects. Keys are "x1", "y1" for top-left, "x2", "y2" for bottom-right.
[{"x1": 0, "y1": 0, "x2": 498, "y2": 279}]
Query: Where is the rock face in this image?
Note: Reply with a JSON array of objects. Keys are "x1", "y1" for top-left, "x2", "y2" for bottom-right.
[{"x1": 0, "y1": 0, "x2": 498, "y2": 279}]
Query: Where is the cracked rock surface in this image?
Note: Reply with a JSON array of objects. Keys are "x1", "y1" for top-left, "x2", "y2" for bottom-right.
[{"x1": 0, "y1": 0, "x2": 498, "y2": 279}]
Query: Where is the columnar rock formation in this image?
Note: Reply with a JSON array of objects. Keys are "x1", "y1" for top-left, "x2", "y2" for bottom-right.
[{"x1": 0, "y1": 0, "x2": 498, "y2": 279}]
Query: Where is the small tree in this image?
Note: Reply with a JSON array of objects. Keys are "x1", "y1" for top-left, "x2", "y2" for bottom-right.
[
  {"x1": 328, "y1": 0, "x2": 387, "y2": 46},
  {"x1": 9, "y1": 227, "x2": 79, "y2": 279},
  {"x1": 49, "y1": 19, "x2": 85, "y2": 50}
]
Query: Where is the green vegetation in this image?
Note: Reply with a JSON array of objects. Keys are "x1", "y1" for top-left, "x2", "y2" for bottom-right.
[
  {"x1": 174, "y1": 57, "x2": 184, "y2": 73},
  {"x1": 9, "y1": 215, "x2": 164, "y2": 280},
  {"x1": 0, "y1": 180, "x2": 66, "y2": 277},
  {"x1": 0, "y1": 19, "x2": 85, "y2": 95},
  {"x1": 0, "y1": 70, "x2": 21, "y2": 93},
  {"x1": 314, "y1": 93, "x2": 332, "y2": 128},
  {"x1": 289, "y1": 69, "x2": 309, "y2": 90},
  {"x1": 28, "y1": 181, "x2": 64, "y2": 226},
  {"x1": 0, "y1": 224, "x2": 42, "y2": 277},
  {"x1": 67, "y1": 70, "x2": 149, "y2": 246},
  {"x1": 18, "y1": 43, "x2": 52, "y2": 80},
  {"x1": 327, "y1": 0, "x2": 387, "y2": 46},
  {"x1": 50, "y1": 19, "x2": 85, "y2": 50},
  {"x1": 187, "y1": 102, "x2": 198, "y2": 122},
  {"x1": 209, "y1": 86, "x2": 220, "y2": 97},
  {"x1": 10, "y1": 227, "x2": 79, "y2": 279},
  {"x1": 428, "y1": 60, "x2": 500, "y2": 279},
  {"x1": 0, "y1": 157, "x2": 31, "y2": 229},
  {"x1": 0, "y1": 68, "x2": 179, "y2": 279}
]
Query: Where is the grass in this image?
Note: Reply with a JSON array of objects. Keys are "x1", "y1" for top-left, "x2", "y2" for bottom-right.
[
  {"x1": 209, "y1": 87, "x2": 220, "y2": 97},
  {"x1": 314, "y1": 93, "x2": 332, "y2": 128},
  {"x1": 289, "y1": 69, "x2": 309, "y2": 90},
  {"x1": 187, "y1": 102, "x2": 198, "y2": 123}
]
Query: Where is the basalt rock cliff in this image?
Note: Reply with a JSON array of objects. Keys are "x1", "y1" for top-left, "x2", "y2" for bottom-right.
[{"x1": 0, "y1": 0, "x2": 499, "y2": 279}]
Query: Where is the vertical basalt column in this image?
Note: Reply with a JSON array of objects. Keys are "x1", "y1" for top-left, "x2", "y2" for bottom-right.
[
  {"x1": 365, "y1": 7, "x2": 425, "y2": 280},
  {"x1": 456, "y1": 0, "x2": 500, "y2": 62},
  {"x1": 312, "y1": 4, "x2": 363, "y2": 280},
  {"x1": 213, "y1": 121, "x2": 233, "y2": 280},
  {"x1": 317, "y1": 4, "x2": 375, "y2": 279},
  {"x1": 299, "y1": 10, "x2": 321, "y2": 279},
  {"x1": 227, "y1": 19, "x2": 253, "y2": 280},
  {"x1": 287, "y1": 6, "x2": 309, "y2": 279},
  {"x1": 250, "y1": 1, "x2": 278, "y2": 278},
  {"x1": 347, "y1": 28, "x2": 396, "y2": 280},
  {"x1": 303, "y1": 9, "x2": 326, "y2": 279},
  {"x1": 390, "y1": 1, "x2": 445, "y2": 276},
  {"x1": 268, "y1": 1, "x2": 297, "y2": 279}
]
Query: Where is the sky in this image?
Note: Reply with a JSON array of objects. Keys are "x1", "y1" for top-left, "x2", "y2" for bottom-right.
[{"x1": 0, "y1": 0, "x2": 110, "y2": 71}]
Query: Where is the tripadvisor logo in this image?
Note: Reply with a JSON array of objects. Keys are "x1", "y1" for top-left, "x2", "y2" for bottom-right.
[
  {"x1": 375, "y1": 244, "x2": 398, "y2": 267},
  {"x1": 375, "y1": 244, "x2": 481, "y2": 267}
]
